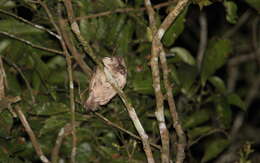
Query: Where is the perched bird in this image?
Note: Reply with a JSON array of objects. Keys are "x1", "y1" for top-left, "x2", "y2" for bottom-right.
[{"x1": 84, "y1": 56, "x2": 127, "y2": 111}]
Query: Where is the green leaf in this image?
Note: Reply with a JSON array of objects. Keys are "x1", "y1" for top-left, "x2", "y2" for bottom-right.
[
  {"x1": 177, "y1": 64, "x2": 197, "y2": 96},
  {"x1": 183, "y1": 109, "x2": 211, "y2": 129},
  {"x1": 102, "y1": 0, "x2": 125, "y2": 9},
  {"x1": 209, "y1": 76, "x2": 227, "y2": 94},
  {"x1": 47, "y1": 69, "x2": 67, "y2": 85},
  {"x1": 116, "y1": 20, "x2": 134, "y2": 56},
  {"x1": 215, "y1": 102, "x2": 232, "y2": 129},
  {"x1": 0, "y1": 19, "x2": 43, "y2": 35},
  {"x1": 201, "y1": 38, "x2": 232, "y2": 85},
  {"x1": 46, "y1": 56, "x2": 66, "y2": 69},
  {"x1": 227, "y1": 93, "x2": 246, "y2": 111},
  {"x1": 0, "y1": 111, "x2": 13, "y2": 137},
  {"x1": 0, "y1": 149, "x2": 23, "y2": 163},
  {"x1": 224, "y1": 1, "x2": 238, "y2": 24},
  {"x1": 188, "y1": 126, "x2": 215, "y2": 140},
  {"x1": 6, "y1": 72, "x2": 21, "y2": 96},
  {"x1": 76, "y1": 143, "x2": 93, "y2": 162},
  {"x1": 162, "y1": 8, "x2": 187, "y2": 47},
  {"x1": 40, "y1": 115, "x2": 68, "y2": 136},
  {"x1": 80, "y1": 18, "x2": 98, "y2": 41},
  {"x1": 132, "y1": 70, "x2": 154, "y2": 95},
  {"x1": 32, "y1": 55, "x2": 50, "y2": 79},
  {"x1": 107, "y1": 14, "x2": 127, "y2": 46},
  {"x1": 245, "y1": 0, "x2": 260, "y2": 12},
  {"x1": 193, "y1": 0, "x2": 212, "y2": 9},
  {"x1": 169, "y1": 47, "x2": 196, "y2": 65},
  {"x1": 31, "y1": 102, "x2": 69, "y2": 116},
  {"x1": 202, "y1": 138, "x2": 230, "y2": 162},
  {"x1": 31, "y1": 70, "x2": 41, "y2": 91},
  {"x1": 96, "y1": 17, "x2": 108, "y2": 40},
  {"x1": 0, "y1": 40, "x2": 10, "y2": 53},
  {"x1": 0, "y1": 0, "x2": 16, "y2": 9}
]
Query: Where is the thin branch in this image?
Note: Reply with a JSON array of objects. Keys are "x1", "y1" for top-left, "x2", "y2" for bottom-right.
[
  {"x1": 216, "y1": 76, "x2": 260, "y2": 163},
  {"x1": 52, "y1": 123, "x2": 79, "y2": 163},
  {"x1": 94, "y1": 112, "x2": 161, "y2": 150},
  {"x1": 0, "y1": 31, "x2": 64, "y2": 55},
  {"x1": 15, "y1": 106, "x2": 50, "y2": 163},
  {"x1": 73, "y1": 1, "x2": 176, "y2": 21},
  {"x1": 197, "y1": 12, "x2": 207, "y2": 71},
  {"x1": 229, "y1": 52, "x2": 259, "y2": 66},
  {"x1": 151, "y1": 0, "x2": 190, "y2": 163},
  {"x1": 3, "y1": 58, "x2": 35, "y2": 104},
  {"x1": 58, "y1": 19, "x2": 92, "y2": 83},
  {"x1": 65, "y1": 1, "x2": 155, "y2": 162},
  {"x1": 224, "y1": 10, "x2": 251, "y2": 38},
  {"x1": 251, "y1": 16, "x2": 260, "y2": 69},
  {"x1": 188, "y1": 129, "x2": 227, "y2": 147},
  {"x1": 144, "y1": 0, "x2": 170, "y2": 163},
  {"x1": 36, "y1": 1, "x2": 77, "y2": 162},
  {"x1": 228, "y1": 52, "x2": 260, "y2": 91},
  {"x1": 57, "y1": 4, "x2": 77, "y2": 163},
  {"x1": 0, "y1": 56, "x2": 6, "y2": 98},
  {"x1": 0, "y1": 8, "x2": 61, "y2": 40},
  {"x1": 227, "y1": 63, "x2": 238, "y2": 92}
]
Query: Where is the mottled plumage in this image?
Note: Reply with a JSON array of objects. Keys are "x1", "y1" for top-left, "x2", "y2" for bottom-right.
[{"x1": 85, "y1": 56, "x2": 127, "y2": 111}]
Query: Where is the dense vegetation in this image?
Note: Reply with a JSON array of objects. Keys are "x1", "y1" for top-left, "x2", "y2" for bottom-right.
[{"x1": 0, "y1": 0, "x2": 259, "y2": 162}]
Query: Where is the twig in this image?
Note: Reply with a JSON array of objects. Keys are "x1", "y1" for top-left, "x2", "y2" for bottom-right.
[
  {"x1": 58, "y1": 20, "x2": 92, "y2": 81},
  {"x1": 151, "y1": 0, "x2": 190, "y2": 163},
  {"x1": 15, "y1": 106, "x2": 50, "y2": 163},
  {"x1": 0, "y1": 56, "x2": 6, "y2": 98},
  {"x1": 36, "y1": 1, "x2": 77, "y2": 162},
  {"x1": 229, "y1": 52, "x2": 259, "y2": 66},
  {"x1": 2, "y1": 58, "x2": 35, "y2": 104},
  {"x1": 245, "y1": 76, "x2": 260, "y2": 108},
  {"x1": 228, "y1": 52, "x2": 260, "y2": 91},
  {"x1": 251, "y1": 16, "x2": 260, "y2": 69},
  {"x1": 227, "y1": 63, "x2": 238, "y2": 92},
  {"x1": 144, "y1": 0, "x2": 170, "y2": 163},
  {"x1": 0, "y1": 31, "x2": 64, "y2": 55},
  {"x1": 227, "y1": 52, "x2": 260, "y2": 91},
  {"x1": 60, "y1": 1, "x2": 93, "y2": 78},
  {"x1": 197, "y1": 12, "x2": 207, "y2": 71},
  {"x1": 51, "y1": 123, "x2": 78, "y2": 163},
  {"x1": 188, "y1": 129, "x2": 227, "y2": 147},
  {"x1": 0, "y1": 8, "x2": 61, "y2": 40},
  {"x1": 94, "y1": 112, "x2": 161, "y2": 150},
  {"x1": 216, "y1": 76, "x2": 260, "y2": 163},
  {"x1": 58, "y1": 3, "x2": 78, "y2": 163},
  {"x1": 224, "y1": 10, "x2": 251, "y2": 38},
  {"x1": 65, "y1": 1, "x2": 155, "y2": 162},
  {"x1": 73, "y1": 1, "x2": 176, "y2": 21}
]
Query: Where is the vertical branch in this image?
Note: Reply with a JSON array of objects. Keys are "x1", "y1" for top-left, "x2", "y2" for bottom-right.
[
  {"x1": 15, "y1": 106, "x2": 50, "y2": 163},
  {"x1": 36, "y1": 1, "x2": 77, "y2": 162},
  {"x1": 155, "y1": 1, "x2": 189, "y2": 163},
  {"x1": 144, "y1": 0, "x2": 170, "y2": 163},
  {"x1": 63, "y1": 1, "x2": 155, "y2": 162},
  {"x1": 146, "y1": 0, "x2": 190, "y2": 162},
  {"x1": 197, "y1": 12, "x2": 207, "y2": 71},
  {"x1": 52, "y1": 123, "x2": 78, "y2": 163},
  {"x1": 3, "y1": 59, "x2": 35, "y2": 103},
  {"x1": 0, "y1": 56, "x2": 6, "y2": 98},
  {"x1": 59, "y1": 19, "x2": 77, "y2": 163},
  {"x1": 59, "y1": 22, "x2": 93, "y2": 77}
]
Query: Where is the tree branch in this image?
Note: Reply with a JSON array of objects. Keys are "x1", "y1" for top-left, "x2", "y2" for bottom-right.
[
  {"x1": 64, "y1": 1, "x2": 155, "y2": 162},
  {"x1": 15, "y1": 106, "x2": 50, "y2": 163}
]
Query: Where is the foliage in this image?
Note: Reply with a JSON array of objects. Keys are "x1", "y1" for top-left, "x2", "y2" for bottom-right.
[{"x1": 0, "y1": 0, "x2": 259, "y2": 162}]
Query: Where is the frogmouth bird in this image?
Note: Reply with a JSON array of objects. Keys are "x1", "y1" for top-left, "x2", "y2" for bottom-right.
[{"x1": 84, "y1": 56, "x2": 127, "y2": 111}]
